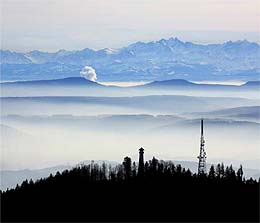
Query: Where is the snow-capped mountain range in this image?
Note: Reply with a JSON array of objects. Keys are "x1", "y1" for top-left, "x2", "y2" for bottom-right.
[{"x1": 1, "y1": 38, "x2": 259, "y2": 82}]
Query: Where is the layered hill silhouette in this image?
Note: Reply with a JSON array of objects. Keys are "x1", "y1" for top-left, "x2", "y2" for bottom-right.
[
  {"x1": 2, "y1": 77, "x2": 259, "y2": 91},
  {"x1": 189, "y1": 106, "x2": 260, "y2": 122},
  {"x1": 1, "y1": 155, "x2": 259, "y2": 222},
  {"x1": 2, "y1": 95, "x2": 259, "y2": 115},
  {"x1": 142, "y1": 79, "x2": 260, "y2": 89},
  {"x1": 1, "y1": 77, "x2": 259, "y2": 98}
]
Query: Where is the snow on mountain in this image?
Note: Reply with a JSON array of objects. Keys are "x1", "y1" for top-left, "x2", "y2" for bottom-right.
[
  {"x1": 1, "y1": 50, "x2": 32, "y2": 64},
  {"x1": 1, "y1": 38, "x2": 259, "y2": 82}
]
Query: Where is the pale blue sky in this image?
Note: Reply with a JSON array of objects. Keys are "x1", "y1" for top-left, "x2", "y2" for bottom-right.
[{"x1": 1, "y1": 0, "x2": 259, "y2": 52}]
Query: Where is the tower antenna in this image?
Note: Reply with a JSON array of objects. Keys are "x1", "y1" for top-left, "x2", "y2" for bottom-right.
[{"x1": 197, "y1": 119, "x2": 206, "y2": 175}]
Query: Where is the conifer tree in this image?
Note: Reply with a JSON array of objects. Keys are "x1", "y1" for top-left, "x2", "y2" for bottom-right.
[
  {"x1": 236, "y1": 165, "x2": 243, "y2": 181},
  {"x1": 208, "y1": 165, "x2": 216, "y2": 179},
  {"x1": 123, "y1": 157, "x2": 132, "y2": 180}
]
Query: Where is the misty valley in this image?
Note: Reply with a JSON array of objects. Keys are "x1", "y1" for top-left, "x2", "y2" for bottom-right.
[{"x1": 1, "y1": 77, "x2": 260, "y2": 192}]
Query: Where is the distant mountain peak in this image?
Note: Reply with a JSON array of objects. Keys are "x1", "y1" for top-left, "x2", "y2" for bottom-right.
[
  {"x1": 81, "y1": 48, "x2": 95, "y2": 53},
  {"x1": 103, "y1": 48, "x2": 118, "y2": 54},
  {"x1": 168, "y1": 37, "x2": 183, "y2": 44},
  {"x1": 129, "y1": 37, "x2": 184, "y2": 48},
  {"x1": 57, "y1": 49, "x2": 67, "y2": 53},
  {"x1": 56, "y1": 49, "x2": 71, "y2": 55},
  {"x1": 28, "y1": 50, "x2": 42, "y2": 54}
]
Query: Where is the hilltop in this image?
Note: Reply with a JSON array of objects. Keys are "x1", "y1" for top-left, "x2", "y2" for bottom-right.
[{"x1": 1, "y1": 154, "x2": 259, "y2": 222}]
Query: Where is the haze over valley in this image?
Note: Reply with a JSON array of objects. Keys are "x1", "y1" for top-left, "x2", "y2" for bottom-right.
[
  {"x1": 1, "y1": 38, "x2": 260, "y2": 191},
  {"x1": 2, "y1": 2, "x2": 260, "y2": 223}
]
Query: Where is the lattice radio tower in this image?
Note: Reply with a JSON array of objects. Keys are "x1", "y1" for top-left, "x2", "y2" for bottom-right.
[{"x1": 197, "y1": 119, "x2": 206, "y2": 175}]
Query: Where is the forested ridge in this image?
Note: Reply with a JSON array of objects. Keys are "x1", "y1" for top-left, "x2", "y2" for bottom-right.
[{"x1": 1, "y1": 156, "x2": 259, "y2": 222}]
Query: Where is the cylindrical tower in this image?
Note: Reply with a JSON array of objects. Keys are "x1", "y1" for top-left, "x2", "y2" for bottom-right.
[{"x1": 138, "y1": 147, "x2": 144, "y2": 177}]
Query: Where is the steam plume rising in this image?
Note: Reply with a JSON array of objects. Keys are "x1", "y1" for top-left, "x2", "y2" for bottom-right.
[{"x1": 80, "y1": 66, "x2": 97, "y2": 82}]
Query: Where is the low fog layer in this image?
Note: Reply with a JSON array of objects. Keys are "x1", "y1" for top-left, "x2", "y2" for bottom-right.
[
  {"x1": 1, "y1": 95, "x2": 259, "y2": 116},
  {"x1": 1, "y1": 114, "x2": 259, "y2": 171}
]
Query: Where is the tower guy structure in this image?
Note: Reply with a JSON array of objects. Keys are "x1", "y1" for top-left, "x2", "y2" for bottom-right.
[
  {"x1": 197, "y1": 119, "x2": 206, "y2": 175},
  {"x1": 138, "y1": 147, "x2": 145, "y2": 177}
]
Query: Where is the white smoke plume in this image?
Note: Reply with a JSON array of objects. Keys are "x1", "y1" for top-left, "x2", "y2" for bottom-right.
[{"x1": 80, "y1": 66, "x2": 97, "y2": 82}]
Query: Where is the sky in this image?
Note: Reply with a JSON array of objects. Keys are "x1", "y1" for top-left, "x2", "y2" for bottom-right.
[{"x1": 1, "y1": 0, "x2": 259, "y2": 52}]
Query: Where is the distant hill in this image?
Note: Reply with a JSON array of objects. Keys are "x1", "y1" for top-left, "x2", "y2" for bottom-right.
[
  {"x1": 242, "y1": 81, "x2": 260, "y2": 87},
  {"x1": 154, "y1": 118, "x2": 260, "y2": 135},
  {"x1": 1, "y1": 157, "x2": 259, "y2": 222},
  {"x1": 138, "y1": 79, "x2": 238, "y2": 89},
  {"x1": 1, "y1": 38, "x2": 259, "y2": 82},
  {"x1": 0, "y1": 77, "x2": 117, "y2": 97},
  {"x1": 1, "y1": 77, "x2": 102, "y2": 87},
  {"x1": 142, "y1": 79, "x2": 195, "y2": 87},
  {"x1": 0, "y1": 124, "x2": 34, "y2": 141},
  {"x1": 138, "y1": 79, "x2": 260, "y2": 90},
  {"x1": 0, "y1": 165, "x2": 71, "y2": 191},
  {"x1": 187, "y1": 106, "x2": 260, "y2": 122},
  {"x1": 1, "y1": 95, "x2": 259, "y2": 115},
  {"x1": 1, "y1": 159, "x2": 259, "y2": 191},
  {"x1": 1, "y1": 77, "x2": 259, "y2": 98}
]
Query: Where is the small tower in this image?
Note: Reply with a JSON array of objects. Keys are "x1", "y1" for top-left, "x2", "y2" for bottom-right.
[
  {"x1": 197, "y1": 119, "x2": 206, "y2": 175},
  {"x1": 138, "y1": 147, "x2": 144, "y2": 176}
]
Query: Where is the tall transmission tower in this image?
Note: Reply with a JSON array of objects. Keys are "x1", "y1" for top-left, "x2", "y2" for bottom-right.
[{"x1": 197, "y1": 119, "x2": 206, "y2": 175}]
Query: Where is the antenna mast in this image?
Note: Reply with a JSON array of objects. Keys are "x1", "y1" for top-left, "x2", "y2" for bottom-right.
[{"x1": 197, "y1": 119, "x2": 206, "y2": 175}]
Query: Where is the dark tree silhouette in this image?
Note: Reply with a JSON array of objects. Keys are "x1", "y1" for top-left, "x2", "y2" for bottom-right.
[
  {"x1": 123, "y1": 157, "x2": 132, "y2": 180},
  {"x1": 237, "y1": 164, "x2": 243, "y2": 181},
  {"x1": 1, "y1": 156, "x2": 259, "y2": 222},
  {"x1": 132, "y1": 161, "x2": 137, "y2": 177},
  {"x1": 208, "y1": 165, "x2": 216, "y2": 179}
]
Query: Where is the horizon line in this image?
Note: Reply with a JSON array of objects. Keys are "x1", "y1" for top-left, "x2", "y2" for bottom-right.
[{"x1": 1, "y1": 37, "x2": 259, "y2": 54}]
